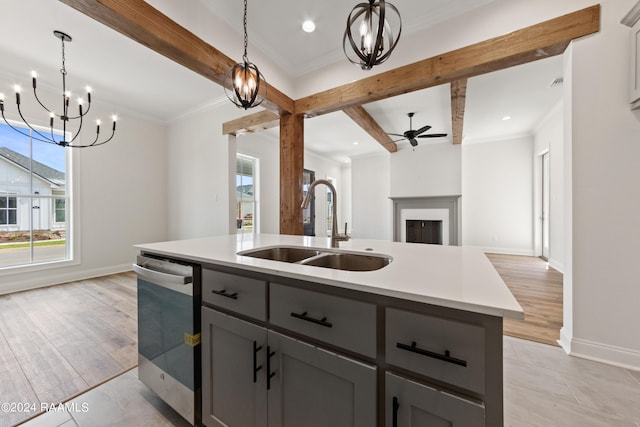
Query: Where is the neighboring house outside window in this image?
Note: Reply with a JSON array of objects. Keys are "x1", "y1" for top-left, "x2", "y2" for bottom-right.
[
  {"x1": 236, "y1": 154, "x2": 258, "y2": 234},
  {"x1": 0, "y1": 123, "x2": 69, "y2": 268},
  {"x1": 0, "y1": 193, "x2": 17, "y2": 225}
]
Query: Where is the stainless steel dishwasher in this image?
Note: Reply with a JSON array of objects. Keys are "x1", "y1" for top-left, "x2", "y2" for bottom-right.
[{"x1": 133, "y1": 254, "x2": 201, "y2": 425}]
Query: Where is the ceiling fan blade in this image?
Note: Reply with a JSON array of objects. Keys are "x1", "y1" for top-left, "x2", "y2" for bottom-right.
[
  {"x1": 417, "y1": 133, "x2": 448, "y2": 138},
  {"x1": 414, "y1": 125, "x2": 432, "y2": 136},
  {"x1": 391, "y1": 137, "x2": 407, "y2": 143}
]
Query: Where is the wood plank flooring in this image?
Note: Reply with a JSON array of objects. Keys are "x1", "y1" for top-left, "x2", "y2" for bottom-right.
[
  {"x1": 486, "y1": 253, "x2": 563, "y2": 346},
  {"x1": 0, "y1": 272, "x2": 137, "y2": 427}
]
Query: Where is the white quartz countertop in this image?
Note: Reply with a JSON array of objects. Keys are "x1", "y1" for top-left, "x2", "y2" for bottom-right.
[{"x1": 135, "y1": 233, "x2": 524, "y2": 319}]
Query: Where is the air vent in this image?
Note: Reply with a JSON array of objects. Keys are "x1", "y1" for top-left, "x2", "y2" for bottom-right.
[{"x1": 549, "y1": 77, "x2": 563, "y2": 88}]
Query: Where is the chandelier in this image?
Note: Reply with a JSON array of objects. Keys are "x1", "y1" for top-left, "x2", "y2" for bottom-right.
[
  {"x1": 224, "y1": 0, "x2": 266, "y2": 110},
  {"x1": 0, "y1": 31, "x2": 116, "y2": 148},
  {"x1": 343, "y1": 0, "x2": 402, "y2": 70}
]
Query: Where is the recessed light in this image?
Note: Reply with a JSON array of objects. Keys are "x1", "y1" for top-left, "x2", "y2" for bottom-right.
[
  {"x1": 353, "y1": 141, "x2": 359, "y2": 145},
  {"x1": 302, "y1": 20, "x2": 316, "y2": 33},
  {"x1": 502, "y1": 115, "x2": 512, "y2": 121}
]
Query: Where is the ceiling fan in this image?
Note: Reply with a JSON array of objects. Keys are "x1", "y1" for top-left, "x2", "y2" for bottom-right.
[{"x1": 387, "y1": 112, "x2": 448, "y2": 147}]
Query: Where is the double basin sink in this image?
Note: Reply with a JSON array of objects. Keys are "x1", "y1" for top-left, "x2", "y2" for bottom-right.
[{"x1": 237, "y1": 246, "x2": 392, "y2": 272}]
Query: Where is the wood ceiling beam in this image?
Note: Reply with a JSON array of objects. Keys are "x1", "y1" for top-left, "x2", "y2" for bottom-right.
[
  {"x1": 296, "y1": 5, "x2": 600, "y2": 117},
  {"x1": 222, "y1": 110, "x2": 280, "y2": 136},
  {"x1": 450, "y1": 79, "x2": 467, "y2": 145},
  {"x1": 59, "y1": 0, "x2": 295, "y2": 115},
  {"x1": 343, "y1": 106, "x2": 398, "y2": 153}
]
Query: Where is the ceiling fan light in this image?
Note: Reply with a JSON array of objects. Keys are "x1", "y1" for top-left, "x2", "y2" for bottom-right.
[{"x1": 344, "y1": 0, "x2": 402, "y2": 70}]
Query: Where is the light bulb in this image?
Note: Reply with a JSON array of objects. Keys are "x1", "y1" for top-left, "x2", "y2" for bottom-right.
[
  {"x1": 13, "y1": 85, "x2": 22, "y2": 93},
  {"x1": 77, "y1": 98, "x2": 83, "y2": 105},
  {"x1": 96, "y1": 119, "x2": 101, "y2": 126},
  {"x1": 31, "y1": 70, "x2": 38, "y2": 78},
  {"x1": 85, "y1": 86, "x2": 92, "y2": 93},
  {"x1": 0, "y1": 93, "x2": 4, "y2": 101},
  {"x1": 111, "y1": 115, "x2": 118, "y2": 122}
]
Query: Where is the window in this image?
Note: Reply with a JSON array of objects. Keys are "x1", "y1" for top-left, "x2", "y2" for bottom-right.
[
  {"x1": 236, "y1": 154, "x2": 258, "y2": 234},
  {"x1": 0, "y1": 193, "x2": 17, "y2": 225},
  {"x1": 0, "y1": 122, "x2": 69, "y2": 269}
]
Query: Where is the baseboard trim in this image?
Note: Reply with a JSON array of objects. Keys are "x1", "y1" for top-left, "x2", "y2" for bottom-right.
[
  {"x1": 561, "y1": 334, "x2": 640, "y2": 371},
  {"x1": 480, "y1": 246, "x2": 535, "y2": 257},
  {"x1": 0, "y1": 263, "x2": 133, "y2": 295},
  {"x1": 547, "y1": 258, "x2": 564, "y2": 274}
]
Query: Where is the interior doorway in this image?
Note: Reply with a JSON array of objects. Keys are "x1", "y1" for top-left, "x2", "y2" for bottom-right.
[
  {"x1": 303, "y1": 169, "x2": 315, "y2": 236},
  {"x1": 541, "y1": 151, "x2": 550, "y2": 261}
]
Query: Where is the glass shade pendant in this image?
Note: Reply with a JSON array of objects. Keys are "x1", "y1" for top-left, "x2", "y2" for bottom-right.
[
  {"x1": 224, "y1": 0, "x2": 266, "y2": 109},
  {"x1": 343, "y1": 0, "x2": 402, "y2": 70}
]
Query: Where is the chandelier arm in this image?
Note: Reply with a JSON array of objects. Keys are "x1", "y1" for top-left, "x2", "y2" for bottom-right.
[
  {"x1": 67, "y1": 109, "x2": 84, "y2": 144},
  {"x1": 32, "y1": 88, "x2": 54, "y2": 115},
  {"x1": 16, "y1": 102, "x2": 57, "y2": 144},
  {"x1": 67, "y1": 100, "x2": 91, "y2": 120},
  {"x1": 2, "y1": 110, "x2": 56, "y2": 145}
]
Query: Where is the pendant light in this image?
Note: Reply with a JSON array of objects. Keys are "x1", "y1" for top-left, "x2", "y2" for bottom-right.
[
  {"x1": 0, "y1": 31, "x2": 117, "y2": 148},
  {"x1": 224, "y1": 0, "x2": 266, "y2": 110},
  {"x1": 343, "y1": 0, "x2": 402, "y2": 70}
]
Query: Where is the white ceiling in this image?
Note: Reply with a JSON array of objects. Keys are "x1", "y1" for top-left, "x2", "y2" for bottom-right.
[{"x1": 0, "y1": 0, "x2": 563, "y2": 163}]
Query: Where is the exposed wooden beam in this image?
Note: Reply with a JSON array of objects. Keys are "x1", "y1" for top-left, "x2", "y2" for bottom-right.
[
  {"x1": 279, "y1": 114, "x2": 304, "y2": 235},
  {"x1": 59, "y1": 0, "x2": 295, "y2": 115},
  {"x1": 222, "y1": 110, "x2": 280, "y2": 136},
  {"x1": 295, "y1": 5, "x2": 600, "y2": 117},
  {"x1": 450, "y1": 79, "x2": 467, "y2": 145},
  {"x1": 343, "y1": 106, "x2": 398, "y2": 153}
]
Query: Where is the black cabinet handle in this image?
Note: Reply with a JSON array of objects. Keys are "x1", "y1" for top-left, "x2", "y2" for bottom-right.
[
  {"x1": 290, "y1": 311, "x2": 333, "y2": 328},
  {"x1": 396, "y1": 341, "x2": 467, "y2": 367},
  {"x1": 253, "y1": 341, "x2": 263, "y2": 383},
  {"x1": 266, "y1": 346, "x2": 276, "y2": 390},
  {"x1": 211, "y1": 289, "x2": 238, "y2": 300},
  {"x1": 392, "y1": 396, "x2": 399, "y2": 427}
]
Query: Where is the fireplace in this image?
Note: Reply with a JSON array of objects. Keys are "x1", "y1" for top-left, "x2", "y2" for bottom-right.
[
  {"x1": 390, "y1": 196, "x2": 460, "y2": 245},
  {"x1": 406, "y1": 220, "x2": 443, "y2": 244}
]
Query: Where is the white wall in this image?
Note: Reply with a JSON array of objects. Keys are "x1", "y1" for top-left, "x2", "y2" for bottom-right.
[
  {"x1": 534, "y1": 101, "x2": 565, "y2": 271},
  {"x1": 351, "y1": 153, "x2": 391, "y2": 240},
  {"x1": 461, "y1": 136, "x2": 534, "y2": 255},
  {"x1": 390, "y1": 142, "x2": 462, "y2": 197},
  {"x1": 167, "y1": 102, "x2": 243, "y2": 240},
  {"x1": 0, "y1": 84, "x2": 169, "y2": 294},
  {"x1": 562, "y1": 0, "x2": 640, "y2": 368}
]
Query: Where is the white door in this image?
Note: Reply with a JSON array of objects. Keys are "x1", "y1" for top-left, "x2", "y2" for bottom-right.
[{"x1": 267, "y1": 331, "x2": 377, "y2": 427}]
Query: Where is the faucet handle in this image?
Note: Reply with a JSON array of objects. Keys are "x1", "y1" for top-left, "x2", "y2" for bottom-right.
[{"x1": 336, "y1": 222, "x2": 350, "y2": 241}]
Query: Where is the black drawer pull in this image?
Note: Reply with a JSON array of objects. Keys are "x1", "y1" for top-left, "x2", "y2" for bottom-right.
[
  {"x1": 392, "y1": 396, "x2": 399, "y2": 427},
  {"x1": 396, "y1": 341, "x2": 467, "y2": 367},
  {"x1": 266, "y1": 346, "x2": 276, "y2": 390},
  {"x1": 290, "y1": 311, "x2": 333, "y2": 328},
  {"x1": 253, "y1": 341, "x2": 263, "y2": 383},
  {"x1": 211, "y1": 289, "x2": 238, "y2": 300}
]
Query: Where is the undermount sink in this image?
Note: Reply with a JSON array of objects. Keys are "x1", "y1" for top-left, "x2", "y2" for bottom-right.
[
  {"x1": 237, "y1": 246, "x2": 322, "y2": 263},
  {"x1": 300, "y1": 252, "x2": 391, "y2": 272},
  {"x1": 238, "y1": 246, "x2": 392, "y2": 272}
]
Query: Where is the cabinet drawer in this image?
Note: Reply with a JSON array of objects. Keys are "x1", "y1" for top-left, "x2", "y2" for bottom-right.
[
  {"x1": 385, "y1": 308, "x2": 485, "y2": 394},
  {"x1": 386, "y1": 372, "x2": 485, "y2": 426},
  {"x1": 269, "y1": 283, "x2": 377, "y2": 358},
  {"x1": 202, "y1": 269, "x2": 266, "y2": 321}
]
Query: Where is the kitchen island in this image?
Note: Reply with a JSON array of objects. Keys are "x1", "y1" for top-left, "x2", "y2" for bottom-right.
[{"x1": 136, "y1": 233, "x2": 523, "y2": 426}]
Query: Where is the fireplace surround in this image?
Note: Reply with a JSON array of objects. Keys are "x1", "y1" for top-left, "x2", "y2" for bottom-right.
[{"x1": 390, "y1": 196, "x2": 461, "y2": 245}]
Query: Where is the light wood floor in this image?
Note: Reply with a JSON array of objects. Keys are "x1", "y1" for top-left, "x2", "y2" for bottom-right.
[
  {"x1": 486, "y1": 253, "x2": 563, "y2": 346},
  {"x1": 0, "y1": 272, "x2": 137, "y2": 427}
]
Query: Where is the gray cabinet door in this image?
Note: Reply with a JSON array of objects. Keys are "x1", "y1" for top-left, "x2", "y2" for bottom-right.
[
  {"x1": 385, "y1": 372, "x2": 485, "y2": 427},
  {"x1": 267, "y1": 331, "x2": 376, "y2": 427},
  {"x1": 202, "y1": 307, "x2": 268, "y2": 427}
]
